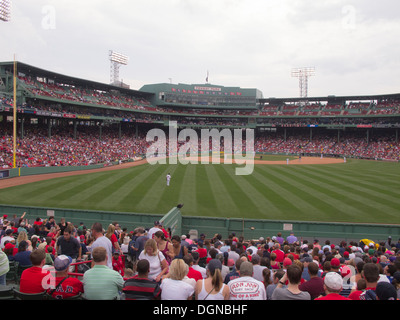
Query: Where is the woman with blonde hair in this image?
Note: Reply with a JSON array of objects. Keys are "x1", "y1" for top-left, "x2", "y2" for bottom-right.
[
  {"x1": 16, "y1": 232, "x2": 28, "y2": 248},
  {"x1": 105, "y1": 224, "x2": 122, "y2": 255},
  {"x1": 195, "y1": 259, "x2": 229, "y2": 300},
  {"x1": 160, "y1": 259, "x2": 195, "y2": 300},
  {"x1": 138, "y1": 239, "x2": 169, "y2": 282}
]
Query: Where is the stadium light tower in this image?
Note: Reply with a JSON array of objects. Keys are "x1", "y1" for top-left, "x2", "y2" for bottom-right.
[
  {"x1": 109, "y1": 50, "x2": 129, "y2": 85},
  {"x1": 291, "y1": 67, "x2": 315, "y2": 98},
  {"x1": 0, "y1": 0, "x2": 11, "y2": 21}
]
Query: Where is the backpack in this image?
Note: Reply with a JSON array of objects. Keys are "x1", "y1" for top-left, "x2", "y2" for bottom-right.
[{"x1": 360, "y1": 289, "x2": 377, "y2": 300}]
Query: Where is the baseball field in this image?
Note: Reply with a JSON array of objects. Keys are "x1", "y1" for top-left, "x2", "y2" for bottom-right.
[{"x1": 0, "y1": 156, "x2": 399, "y2": 225}]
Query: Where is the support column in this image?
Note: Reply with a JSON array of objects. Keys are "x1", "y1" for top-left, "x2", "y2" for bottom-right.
[
  {"x1": 20, "y1": 116, "x2": 24, "y2": 139},
  {"x1": 48, "y1": 118, "x2": 52, "y2": 138},
  {"x1": 73, "y1": 120, "x2": 77, "y2": 139}
]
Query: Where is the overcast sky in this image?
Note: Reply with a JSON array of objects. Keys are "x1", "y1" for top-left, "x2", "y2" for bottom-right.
[{"x1": 1, "y1": 0, "x2": 399, "y2": 98}]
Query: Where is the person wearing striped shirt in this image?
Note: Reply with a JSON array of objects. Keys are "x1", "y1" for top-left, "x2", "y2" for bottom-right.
[
  {"x1": 83, "y1": 246, "x2": 124, "y2": 300},
  {"x1": 122, "y1": 259, "x2": 161, "y2": 300}
]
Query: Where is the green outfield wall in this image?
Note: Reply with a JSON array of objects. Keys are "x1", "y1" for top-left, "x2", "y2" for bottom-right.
[{"x1": 0, "y1": 204, "x2": 398, "y2": 243}]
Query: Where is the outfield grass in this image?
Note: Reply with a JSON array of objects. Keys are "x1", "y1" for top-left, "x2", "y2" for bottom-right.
[{"x1": 0, "y1": 159, "x2": 399, "y2": 224}]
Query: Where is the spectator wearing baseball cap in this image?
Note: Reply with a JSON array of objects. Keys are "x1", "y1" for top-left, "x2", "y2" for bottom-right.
[
  {"x1": 315, "y1": 272, "x2": 350, "y2": 300},
  {"x1": 330, "y1": 257, "x2": 341, "y2": 274},
  {"x1": 47, "y1": 255, "x2": 84, "y2": 299},
  {"x1": 375, "y1": 282, "x2": 398, "y2": 300}
]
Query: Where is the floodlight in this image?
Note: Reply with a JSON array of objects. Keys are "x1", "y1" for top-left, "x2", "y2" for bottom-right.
[
  {"x1": 109, "y1": 51, "x2": 129, "y2": 65},
  {"x1": 0, "y1": 0, "x2": 11, "y2": 22},
  {"x1": 109, "y1": 50, "x2": 129, "y2": 85},
  {"x1": 291, "y1": 67, "x2": 315, "y2": 98}
]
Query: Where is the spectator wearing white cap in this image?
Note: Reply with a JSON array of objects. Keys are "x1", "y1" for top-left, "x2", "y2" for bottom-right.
[
  {"x1": 47, "y1": 255, "x2": 84, "y2": 299},
  {"x1": 315, "y1": 272, "x2": 350, "y2": 300}
]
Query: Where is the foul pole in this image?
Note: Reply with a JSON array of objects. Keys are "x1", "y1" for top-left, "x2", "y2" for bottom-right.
[{"x1": 13, "y1": 56, "x2": 17, "y2": 168}]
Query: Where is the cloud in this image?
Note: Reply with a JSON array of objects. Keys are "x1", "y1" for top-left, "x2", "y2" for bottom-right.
[{"x1": 1, "y1": 0, "x2": 399, "y2": 97}]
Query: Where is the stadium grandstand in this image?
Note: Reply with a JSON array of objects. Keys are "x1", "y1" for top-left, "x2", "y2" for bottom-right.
[{"x1": 0, "y1": 60, "x2": 400, "y2": 169}]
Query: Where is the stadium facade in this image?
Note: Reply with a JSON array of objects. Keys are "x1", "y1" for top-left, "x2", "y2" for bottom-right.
[{"x1": 1, "y1": 61, "x2": 400, "y2": 165}]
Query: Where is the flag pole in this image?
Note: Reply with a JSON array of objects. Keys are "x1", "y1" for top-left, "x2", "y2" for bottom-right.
[{"x1": 13, "y1": 55, "x2": 17, "y2": 169}]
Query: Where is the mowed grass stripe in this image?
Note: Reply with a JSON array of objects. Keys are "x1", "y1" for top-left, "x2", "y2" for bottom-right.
[
  {"x1": 256, "y1": 166, "x2": 356, "y2": 221},
  {"x1": 48, "y1": 170, "x2": 132, "y2": 205},
  {"x1": 1, "y1": 176, "x2": 79, "y2": 199},
  {"x1": 134, "y1": 165, "x2": 182, "y2": 213},
  {"x1": 271, "y1": 165, "x2": 378, "y2": 222},
  {"x1": 204, "y1": 165, "x2": 242, "y2": 217},
  {"x1": 118, "y1": 165, "x2": 171, "y2": 213},
  {"x1": 276, "y1": 167, "x2": 387, "y2": 219},
  {"x1": 214, "y1": 165, "x2": 263, "y2": 218},
  {"x1": 2, "y1": 173, "x2": 112, "y2": 208},
  {"x1": 75, "y1": 166, "x2": 156, "y2": 210},
  {"x1": 194, "y1": 165, "x2": 219, "y2": 216},
  {"x1": 135, "y1": 164, "x2": 176, "y2": 213},
  {"x1": 255, "y1": 166, "x2": 332, "y2": 221},
  {"x1": 177, "y1": 164, "x2": 198, "y2": 214},
  {"x1": 249, "y1": 168, "x2": 299, "y2": 218},
  {"x1": 219, "y1": 164, "x2": 281, "y2": 219},
  {"x1": 297, "y1": 166, "x2": 400, "y2": 221},
  {"x1": 154, "y1": 164, "x2": 187, "y2": 213},
  {"x1": 326, "y1": 161, "x2": 400, "y2": 188},
  {"x1": 304, "y1": 164, "x2": 400, "y2": 203}
]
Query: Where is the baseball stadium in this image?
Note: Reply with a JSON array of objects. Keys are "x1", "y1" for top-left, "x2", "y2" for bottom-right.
[{"x1": 0, "y1": 61, "x2": 399, "y2": 243}]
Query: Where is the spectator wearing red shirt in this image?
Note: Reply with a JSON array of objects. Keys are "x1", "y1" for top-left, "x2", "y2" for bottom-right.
[
  {"x1": 271, "y1": 243, "x2": 285, "y2": 264},
  {"x1": 19, "y1": 249, "x2": 51, "y2": 294},
  {"x1": 194, "y1": 241, "x2": 207, "y2": 259},
  {"x1": 183, "y1": 254, "x2": 203, "y2": 282},
  {"x1": 112, "y1": 252, "x2": 125, "y2": 277},
  {"x1": 33, "y1": 217, "x2": 43, "y2": 227},
  {"x1": 106, "y1": 224, "x2": 123, "y2": 255},
  {"x1": 315, "y1": 272, "x2": 350, "y2": 300},
  {"x1": 47, "y1": 255, "x2": 84, "y2": 299}
]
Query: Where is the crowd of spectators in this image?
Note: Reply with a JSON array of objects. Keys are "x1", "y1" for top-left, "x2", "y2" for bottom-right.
[
  {"x1": 18, "y1": 76, "x2": 152, "y2": 112},
  {"x1": 260, "y1": 101, "x2": 400, "y2": 116},
  {"x1": 255, "y1": 132, "x2": 400, "y2": 161},
  {"x1": 0, "y1": 125, "x2": 149, "y2": 168},
  {"x1": 1, "y1": 125, "x2": 399, "y2": 169},
  {"x1": 1, "y1": 213, "x2": 399, "y2": 300}
]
